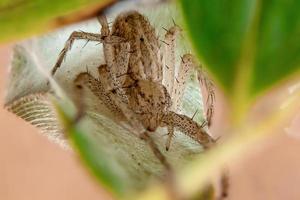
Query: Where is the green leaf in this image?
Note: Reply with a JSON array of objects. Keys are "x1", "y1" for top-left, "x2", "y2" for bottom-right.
[
  {"x1": 178, "y1": 0, "x2": 300, "y2": 107},
  {"x1": 0, "y1": 0, "x2": 114, "y2": 42},
  {"x1": 53, "y1": 100, "x2": 127, "y2": 197},
  {"x1": 252, "y1": 1, "x2": 300, "y2": 94}
]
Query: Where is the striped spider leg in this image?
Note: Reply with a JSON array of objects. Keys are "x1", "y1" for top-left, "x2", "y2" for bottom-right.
[
  {"x1": 161, "y1": 22, "x2": 229, "y2": 200},
  {"x1": 161, "y1": 23, "x2": 215, "y2": 151}
]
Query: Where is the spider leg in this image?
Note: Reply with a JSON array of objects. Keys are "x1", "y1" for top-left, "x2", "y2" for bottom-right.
[
  {"x1": 140, "y1": 131, "x2": 171, "y2": 170},
  {"x1": 165, "y1": 125, "x2": 174, "y2": 151},
  {"x1": 97, "y1": 15, "x2": 110, "y2": 37},
  {"x1": 162, "y1": 111, "x2": 215, "y2": 149},
  {"x1": 51, "y1": 14, "x2": 117, "y2": 77},
  {"x1": 162, "y1": 110, "x2": 229, "y2": 199},
  {"x1": 51, "y1": 31, "x2": 102, "y2": 76},
  {"x1": 100, "y1": 32, "x2": 130, "y2": 103},
  {"x1": 104, "y1": 41, "x2": 130, "y2": 87},
  {"x1": 197, "y1": 69, "x2": 229, "y2": 200},
  {"x1": 219, "y1": 169, "x2": 229, "y2": 200},
  {"x1": 170, "y1": 54, "x2": 194, "y2": 111},
  {"x1": 162, "y1": 25, "x2": 182, "y2": 95},
  {"x1": 98, "y1": 12, "x2": 130, "y2": 86},
  {"x1": 197, "y1": 67, "x2": 215, "y2": 127},
  {"x1": 153, "y1": 45, "x2": 164, "y2": 83}
]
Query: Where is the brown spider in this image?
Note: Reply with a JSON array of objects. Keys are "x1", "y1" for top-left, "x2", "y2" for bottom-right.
[{"x1": 51, "y1": 10, "x2": 215, "y2": 170}]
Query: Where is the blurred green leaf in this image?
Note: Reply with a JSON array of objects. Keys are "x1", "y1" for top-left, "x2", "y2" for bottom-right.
[
  {"x1": 53, "y1": 101, "x2": 126, "y2": 198},
  {"x1": 178, "y1": 0, "x2": 300, "y2": 107},
  {"x1": 0, "y1": 0, "x2": 114, "y2": 42},
  {"x1": 189, "y1": 184, "x2": 214, "y2": 200},
  {"x1": 253, "y1": 1, "x2": 300, "y2": 94}
]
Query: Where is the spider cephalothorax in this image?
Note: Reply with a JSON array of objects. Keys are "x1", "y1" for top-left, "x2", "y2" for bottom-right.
[
  {"x1": 128, "y1": 79, "x2": 171, "y2": 132},
  {"x1": 110, "y1": 11, "x2": 163, "y2": 83}
]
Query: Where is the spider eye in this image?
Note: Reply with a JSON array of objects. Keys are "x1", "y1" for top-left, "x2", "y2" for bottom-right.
[{"x1": 140, "y1": 37, "x2": 144, "y2": 42}]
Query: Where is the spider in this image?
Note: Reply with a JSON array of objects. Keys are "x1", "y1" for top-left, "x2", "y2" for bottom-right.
[{"x1": 50, "y1": 10, "x2": 216, "y2": 170}]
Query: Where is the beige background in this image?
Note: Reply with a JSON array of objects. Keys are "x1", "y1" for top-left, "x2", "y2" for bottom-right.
[{"x1": 1, "y1": 44, "x2": 300, "y2": 200}]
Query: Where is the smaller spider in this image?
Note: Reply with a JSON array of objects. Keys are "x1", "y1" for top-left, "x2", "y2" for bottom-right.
[{"x1": 50, "y1": 11, "x2": 216, "y2": 169}]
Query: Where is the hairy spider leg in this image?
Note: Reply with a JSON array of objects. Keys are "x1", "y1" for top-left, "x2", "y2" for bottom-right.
[
  {"x1": 162, "y1": 111, "x2": 215, "y2": 150},
  {"x1": 197, "y1": 69, "x2": 229, "y2": 200},
  {"x1": 51, "y1": 31, "x2": 102, "y2": 76},
  {"x1": 197, "y1": 68, "x2": 215, "y2": 127},
  {"x1": 170, "y1": 53, "x2": 194, "y2": 111},
  {"x1": 98, "y1": 15, "x2": 131, "y2": 104},
  {"x1": 162, "y1": 25, "x2": 182, "y2": 95}
]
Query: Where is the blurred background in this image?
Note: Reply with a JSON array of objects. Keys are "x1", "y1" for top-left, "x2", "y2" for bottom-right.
[{"x1": 1, "y1": 40, "x2": 300, "y2": 200}]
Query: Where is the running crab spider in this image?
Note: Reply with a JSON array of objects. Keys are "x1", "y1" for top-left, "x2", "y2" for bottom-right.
[{"x1": 50, "y1": 11, "x2": 216, "y2": 170}]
